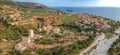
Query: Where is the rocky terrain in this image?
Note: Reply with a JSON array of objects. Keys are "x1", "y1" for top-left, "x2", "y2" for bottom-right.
[
  {"x1": 107, "y1": 27, "x2": 120, "y2": 55},
  {"x1": 0, "y1": 0, "x2": 120, "y2": 55},
  {"x1": 89, "y1": 27, "x2": 120, "y2": 55}
]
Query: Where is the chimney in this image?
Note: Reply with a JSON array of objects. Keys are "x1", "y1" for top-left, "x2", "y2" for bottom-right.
[{"x1": 29, "y1": 29, "x2": 34, "y2": 38}]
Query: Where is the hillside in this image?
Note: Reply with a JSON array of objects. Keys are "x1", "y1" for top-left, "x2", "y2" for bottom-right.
[
  {"x1": 0, "y1": 0, "x2": 48, "y2": 9},
  {"x1": 0, "y1": 0, "x2": 120, "y2": 55}
]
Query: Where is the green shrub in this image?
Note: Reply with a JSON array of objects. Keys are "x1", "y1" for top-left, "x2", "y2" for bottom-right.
[
  {"x1": 35, "y1": 38, "x2": 94, "y2": 55},
  {"x1": 0, "y1": 48, "x2": 2, "y2": 53},
  {"x1": 37, "y1": 48, "x2": 52, "y2": 55},
  {"x1": 22, "y1": 48, "x2": 33, "y2": 55},
  {"x1": 108, "y1": 36, "x2": 120, "y2": 55},
  {"x1": 40, "y1": 29, "x2": 47, "y2": 35},
  {"x1": 0, "y1": 29, "x2": 20, "y2": 40},
  {"x1": 59, "y1": 28, "x2": 64, "y2": 34},
  {"x1": 35, "y1": 38, "x2": 54, "y2": 44},
  {"x1": 52, "y1": 33, "x2": 62, "y2": 38}
]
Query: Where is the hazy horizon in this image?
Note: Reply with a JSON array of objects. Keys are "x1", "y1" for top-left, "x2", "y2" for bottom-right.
[{"x1": 12, "y1": 0, "x2": 120, "y2": 7}]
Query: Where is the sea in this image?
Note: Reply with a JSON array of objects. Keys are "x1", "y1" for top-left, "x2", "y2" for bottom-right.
[{"x1": 52, "y1": 7, "x2": 120, "y2": 21}]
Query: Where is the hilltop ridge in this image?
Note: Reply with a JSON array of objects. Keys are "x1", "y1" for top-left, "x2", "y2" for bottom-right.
[{"x1": 0, "y1": 0, "x2": 48, "y2": 9}]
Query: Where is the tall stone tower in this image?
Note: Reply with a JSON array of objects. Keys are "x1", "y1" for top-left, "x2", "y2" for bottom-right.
[{"x1": 29, "y1": 29, "x2": 34, "y2": 38}]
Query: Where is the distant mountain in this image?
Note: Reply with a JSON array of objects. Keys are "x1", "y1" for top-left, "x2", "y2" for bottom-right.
[{"x1": 0, "y1": 0, "x2": 48, "y2": 9}]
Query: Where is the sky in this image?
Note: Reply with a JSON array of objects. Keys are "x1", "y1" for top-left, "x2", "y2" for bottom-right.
[{"x1": 13, "y1": 0, "x2": 120, "y2": 7}]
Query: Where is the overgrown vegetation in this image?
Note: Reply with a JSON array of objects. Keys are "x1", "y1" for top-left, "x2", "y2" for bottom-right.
[
  {"x1": 35, "y1": 38, "x2": 55, "y2": 44},
  {"x1": 36, "y1": 34, "x2": 96, "y2": 55},
  {"x1": 108, "y1": 36, "x2": 120, "y2": 55},
  {"x1": 52, "y1": 33, "x2": 62, "y2": 38},
  {"x1": 0, "y1": 29, "x2": 20, "y2": 40},
  {"x1": 110, "y1": 21, "x2": 120, "y2": 32}
]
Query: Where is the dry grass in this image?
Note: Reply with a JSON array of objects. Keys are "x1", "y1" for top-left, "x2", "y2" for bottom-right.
[{"x1": 0, "y1": 41, "x2": 15, "y2": 55}]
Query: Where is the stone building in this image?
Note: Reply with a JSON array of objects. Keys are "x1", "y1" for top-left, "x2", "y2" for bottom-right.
[
  {"x1": 15, "y1": 29, "x2": 44, "y2": 53},
  {"x1": 15, "y1": 29, "x2": 34, "y2": 52}
]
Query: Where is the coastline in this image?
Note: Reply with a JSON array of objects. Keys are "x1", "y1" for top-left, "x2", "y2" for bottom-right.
[{"x1": 52, "y1": 7, "x2": 120, "y2": 21}]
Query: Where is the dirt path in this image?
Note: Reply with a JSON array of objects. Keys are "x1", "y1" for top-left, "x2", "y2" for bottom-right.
[
  {"x1": 89, "y1": 27, "x2": 120, "y2": 55},
  {"x1": 79, "y1": 33, "x2": 105, "y2": 55}
]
